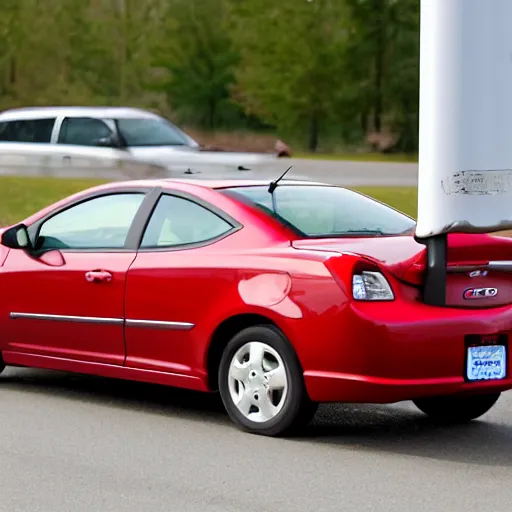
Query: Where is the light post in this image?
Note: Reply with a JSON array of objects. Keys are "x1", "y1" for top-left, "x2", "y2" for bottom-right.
[{"x1": 417, "y1": 0, "x2": 512, "y2": 305}]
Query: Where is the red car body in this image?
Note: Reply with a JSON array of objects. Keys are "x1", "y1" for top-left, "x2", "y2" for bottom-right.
[{"x1": 1, "y1": 178, "x2": 512, "y2": 413}]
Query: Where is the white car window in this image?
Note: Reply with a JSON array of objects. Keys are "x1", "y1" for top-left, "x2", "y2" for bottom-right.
[
  {"x1": 58, "y1": 117, "x2": 113, "y2": 146},
  {"x1": 0, "y1": 118, "x2": 56, "y2": 143}
]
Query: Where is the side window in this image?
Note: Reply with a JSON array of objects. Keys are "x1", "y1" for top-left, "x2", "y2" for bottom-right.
[
  {"x1": 141, "y1": 194, "x2": 234, "y2": 248},
  {"x1": 37, "y1": 193, "x2": 145, "y2": 250},
  {"x1": 0, "y1": 122, "x2": 11, "y2": 141},
  {"x1": 58, "y1": 117, "x2": 113, "y2": 146},
  {"x1": 0, "y1": 119, "x2": 55, "y2": 143}
]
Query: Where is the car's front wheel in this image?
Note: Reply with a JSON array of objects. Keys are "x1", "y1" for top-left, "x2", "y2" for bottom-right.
[
  {"x1": 413, "y1": 392, "x2": 501, "y2": 423},
  {"x1": 218, "y1": 325, "x2": 318, "y2": 436}
]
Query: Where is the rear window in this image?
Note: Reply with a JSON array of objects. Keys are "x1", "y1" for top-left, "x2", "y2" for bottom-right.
[
  {"x1": 220, "y1": 185, "x2": 416, "y2": 237},
  {"x1": 0, "y1": 118, "x2": 55, "y2": 143}
]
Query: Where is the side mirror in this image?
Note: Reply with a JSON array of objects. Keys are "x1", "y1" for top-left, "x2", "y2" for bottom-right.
[
  {"x1": 1, "y1": 224, "x2": 32, "y2": 251},
  {"x1": 96, "y1": 134, "x2": 125, "y2": 149},
  {"x1": 96, "y1": 136, "x2": 116, "y2": 148}
]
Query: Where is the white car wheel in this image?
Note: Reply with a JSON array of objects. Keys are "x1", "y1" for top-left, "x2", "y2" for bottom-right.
[
  {"x1": 228, "y1": 341, "x2": 288, "y2": 423},
  {"x1": 218, "y1": 325, "x2": 318, "y2": 436}
]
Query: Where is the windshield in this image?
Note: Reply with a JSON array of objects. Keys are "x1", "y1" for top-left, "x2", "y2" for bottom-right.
[
  {"x1": 221, "y1": 184, "x2": 416, "y2": 237},
  {"x1": 115, "y1": 118, "x2": 191, "y2": 147}
]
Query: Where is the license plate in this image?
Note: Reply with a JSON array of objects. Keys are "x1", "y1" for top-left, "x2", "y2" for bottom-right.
[{"x1": 467, "y1": 344, "x2": 507, "y2": 381}]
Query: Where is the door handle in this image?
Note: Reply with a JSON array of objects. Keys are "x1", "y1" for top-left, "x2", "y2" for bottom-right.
[{"x1": 85, "y1": 270, "x2": 113, "y2": 283}]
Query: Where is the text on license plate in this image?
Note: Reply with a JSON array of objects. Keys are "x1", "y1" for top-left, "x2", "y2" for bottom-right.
[{"x1": 467, "y1": 345, "x2": 507, "y2": 381}]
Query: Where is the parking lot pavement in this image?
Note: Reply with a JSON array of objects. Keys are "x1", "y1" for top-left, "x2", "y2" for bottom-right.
[{"x1": 0, "y1": 366, "x2": 510, "y2": 512}]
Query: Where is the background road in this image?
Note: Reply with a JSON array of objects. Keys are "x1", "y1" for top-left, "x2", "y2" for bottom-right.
[
  {"x1": 0, "y1": 156, "x2": 419, "y2": 187},
  {"x1": 1, "y1": 366, "x2": 511, "y2": 512},
  {"x1": 253, "y1": 158, "x2": 418, "y2": 186},
  {"x1": 168, "y1": 158, "x2": 419, "y2": 187}
]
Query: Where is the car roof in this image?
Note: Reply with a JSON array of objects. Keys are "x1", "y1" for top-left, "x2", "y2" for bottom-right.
[
  {"x1": 29, "y1": 179, "x2": 332, "y2": 210},
  {"x1": 46, "y1": 178, "x2": 331, "y2": 209},
  {"x1": 75, "y1": 178, "x2": 330, "y2": 192},
  {"x1": 102, "y1": 178, "x2": 330, "y2": 192},
  {"x1": 19, "y1": 178, "x2": 333, "y2": 228},
  {"x1": 0, "y1": 106, "x2": 161, "y2": 122},
  {"x1": 161, "y1": 178, "x2": 329, "y2": 189}
]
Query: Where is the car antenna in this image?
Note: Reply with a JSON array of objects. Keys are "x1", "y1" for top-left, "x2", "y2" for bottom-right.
[{"x1": 268, "y1": 166, "x2": 293, "y2": 194}]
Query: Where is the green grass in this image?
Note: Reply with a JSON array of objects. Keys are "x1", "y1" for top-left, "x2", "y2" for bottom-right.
[
  {"x1": 352, "y1": 186, "x2": 417, "y2": 218},
  {"x1": 0, "y1": 176, "x2": 108, "y2": 226},
  {"x1": 294, "y1": 151, "x2": 418, "y2": 163},
  {"x1": 0, "y1": 176, "x2": 418, "y2": 226}
]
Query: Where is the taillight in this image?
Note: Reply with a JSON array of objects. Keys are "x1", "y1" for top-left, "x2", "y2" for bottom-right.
[{"x1": 352, "y1": 271, "x2": 395, "y2": 301}]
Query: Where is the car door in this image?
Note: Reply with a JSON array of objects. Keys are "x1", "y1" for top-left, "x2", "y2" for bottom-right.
[
  {"x1": 57, "y1": 116, "x2": 116, "y2": 147},
  {"x1": 54, "y1": 116, "x2": 167, "y2": 180},
  {"x1": 2, "y1": 189, "x2": 151, "y2": 366},
  {"x1": 56, "y1": 116, "x2": 120, "y2": 174},
  {"x1": 124, "y1": 191, "x2": 242, "y2": 375}
]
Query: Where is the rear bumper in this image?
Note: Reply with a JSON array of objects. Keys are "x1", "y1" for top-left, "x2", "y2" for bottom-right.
[
  {"x1": 304, "y1": 371, "x2": 512, "y2": 403},
  {"x1": 302, "y1": 300, "x2": 512, "y2": 403}
]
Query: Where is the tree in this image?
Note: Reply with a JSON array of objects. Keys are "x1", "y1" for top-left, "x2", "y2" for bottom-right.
[
  {"x1": 231, "y1": 0, "x2": 351, "y2": 151},
  {"x1": 343, "y1": 0, "x2": 419, "y2": 151},
  {"x1": 384, "y1": 0, "x2": 420, "y2": 152},
  {"x1": 152, "y1": 0, "x2": 241, "y2": 129},
  {"x1": 0, "y1": 0, "x2": 421, "y2": 153},
  {"x1": 71, "y1": 0, "x2": 166, "y2": 104},
  {"x1": 0, "y1": 0, "x2": 20, "y2": 104}
]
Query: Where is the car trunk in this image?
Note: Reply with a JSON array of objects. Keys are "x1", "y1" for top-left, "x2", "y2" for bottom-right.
[{"x1": 292, "y1": 233, "x2": 512, "y2": 308}]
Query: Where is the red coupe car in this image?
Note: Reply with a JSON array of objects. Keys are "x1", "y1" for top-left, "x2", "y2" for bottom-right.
[{"x1": 1, "y1": 178, "x2": 512, "y2": 436}]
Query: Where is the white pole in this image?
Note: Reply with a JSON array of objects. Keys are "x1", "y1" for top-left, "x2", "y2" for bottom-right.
[{"x1": 416, "y1": 0, "x2": 512, "y2": 239}]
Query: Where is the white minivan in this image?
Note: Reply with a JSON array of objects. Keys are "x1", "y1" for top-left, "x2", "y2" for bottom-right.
[{"x1": 0, "y1": 106, "x2": 279, "y2": 179}]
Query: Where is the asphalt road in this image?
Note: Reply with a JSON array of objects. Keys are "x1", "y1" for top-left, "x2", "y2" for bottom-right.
[
  {"x1": 177, "y1": 158, "x2": 419, "y2": 187},
  {"x1": 263, "y1": 158, "x2": 418, "y2": 186},
  {"x1": 0, "y1": 156, "x2": 494, "y2": 511},
  {"x1": 0, "y1": 155, "x2": 419, "y2": 187},
  {"x1": 1, "y1": 366, "x2": 511, "y2": 512}
]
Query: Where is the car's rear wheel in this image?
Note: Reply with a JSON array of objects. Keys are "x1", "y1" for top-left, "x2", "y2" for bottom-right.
[
  {"x1": 0, "y1": 354, "x2": 5, "y2": 374},
  {"x1": 218, "y1": 325, "x2": 318, "y2": 436},
  {"x1": 413, "y1": 392, "x2": 501, "y2": 423}
]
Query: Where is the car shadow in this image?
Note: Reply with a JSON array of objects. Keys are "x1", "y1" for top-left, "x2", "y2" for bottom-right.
[
  {"x1": 3, "y1": 368, "x2": 512, "y2": 468},
  {"x1": 1, "y1": 367, "x2": 230, "y2": 425},
  {"x1": 299, "y1": 402, "x2": 512, "y2": 468}
]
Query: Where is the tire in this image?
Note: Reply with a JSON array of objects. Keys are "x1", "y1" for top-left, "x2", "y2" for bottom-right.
[
  {"x1": 0, "y1": 354, "x2": 5, "y2": 375},
  {"x1": 413, "y1": 392, "x2": 501, "y2": 424},
  {"x1": 218, "y1": 325, "x2": 318, "y2": 437}
]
